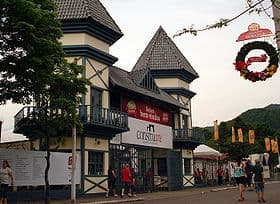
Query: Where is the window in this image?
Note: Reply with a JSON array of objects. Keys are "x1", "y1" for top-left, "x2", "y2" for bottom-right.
[
  {"x1": 91, "y1": 87, "x2": 102, "y2": 107},
  {"x1": 157, "y1": 158, "x2": 167, "y2": 176},
  {"x1": 88, "y1": 151, "x2": 104, "y2": 176},
  {"x1": 184, "y1": 158, "x2": 191, "y2": 175}
]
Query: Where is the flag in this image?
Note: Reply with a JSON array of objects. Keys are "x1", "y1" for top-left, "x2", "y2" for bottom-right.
[
  {"x1": 214, "y1": 120, "x2": 219, "y2": 141},
  {"x1": 264, "y1": 137, "x2": 271, "y2": 152},
  {"x1": 231, "y1": 127, "x2": 236, "y2": 143},
  {"x1": 271, "y1": 139, "x2": 279, "y2": 153},
  {"x1": 271, "y1": 139, "x2": 276, "y2": 153},
  {"x1": 238, "y1": 128, "x2": 243, "y2": 143},
  {"x1": 248, "y1": 130, "x2": 255, "y2": 144},
  {"x1": 0, "y1": 120, "x2": 2, "y2": 143},
  {"x1": 275, "y1": 139, "x2": 279, "y2": 153}
]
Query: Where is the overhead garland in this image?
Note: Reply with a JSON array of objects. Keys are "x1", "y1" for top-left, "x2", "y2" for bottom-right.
[{"x1": 234, "y1": 41, "x2": 279, "y2": 82}]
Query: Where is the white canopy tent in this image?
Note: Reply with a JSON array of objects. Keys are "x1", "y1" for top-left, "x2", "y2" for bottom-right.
[{"x1": 194, "y1": 144, "x2": 221, "y2": 160}]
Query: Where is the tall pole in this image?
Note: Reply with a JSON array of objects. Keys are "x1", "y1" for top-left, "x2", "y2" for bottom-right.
[
  {"x1": 272, "y1": 1, "x2": 280, "y2": 167},
  {"x1": 71, "y1": 123, "x2": 77, "y2": 202},
  {"x1": 272, "y1": 0, "x2": 280, "y2": 50}
]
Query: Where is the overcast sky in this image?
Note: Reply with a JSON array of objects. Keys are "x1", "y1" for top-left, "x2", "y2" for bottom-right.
[{"x1": 0, "y1": 0, "x2": 279, "y2": 142}]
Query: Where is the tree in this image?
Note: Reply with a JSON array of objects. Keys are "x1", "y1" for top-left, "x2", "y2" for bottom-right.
[
  {"x1": 0, "y1": 0, "x2": 64, "y2": 105},
  {"x1": 19, "y1": 60, "x2": 89, "y2": 204},
  {"x1": 174, "y1": 0, "x2": 280, "y2": 51},
  {"x1": 1, "y1": 1, "x2": 90, "y2": 203}
]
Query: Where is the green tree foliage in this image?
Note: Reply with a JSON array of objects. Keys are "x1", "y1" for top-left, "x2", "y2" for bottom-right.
[
  {"x1": 201, "y1": 113, "x2": 279, "y2": 162},
  {"x1": 1, "y1": 1, "x2": 90, "y2": 203},
  {"x1": 0, "y1": 0, "x2": 64, "y2": 104}
]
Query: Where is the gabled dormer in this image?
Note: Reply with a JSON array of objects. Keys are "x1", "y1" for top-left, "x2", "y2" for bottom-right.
[{"x1": 130, "y1": 68, "x2": 159, "y2": 93}]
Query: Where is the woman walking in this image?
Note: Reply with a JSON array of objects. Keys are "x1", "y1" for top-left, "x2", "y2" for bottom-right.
[
  {"x1": 0, "y1": 160, "x2": 14, "y2": 204},
  {"x1": 106, "y1": 165, "x2": 117, "y2": 198},
  {"x1": 234, "y1": 160, "x2": 246, "y2": 202}
]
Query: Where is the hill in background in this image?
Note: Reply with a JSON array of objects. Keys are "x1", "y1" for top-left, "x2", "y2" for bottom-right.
[{"x1": 236, "y1": 104, "x2": 280, "y2": 131}]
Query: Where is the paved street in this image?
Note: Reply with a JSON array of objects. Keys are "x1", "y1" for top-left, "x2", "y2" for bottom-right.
[{"x1": 132, "y1": 183, "x2": 280, "y2": 204}]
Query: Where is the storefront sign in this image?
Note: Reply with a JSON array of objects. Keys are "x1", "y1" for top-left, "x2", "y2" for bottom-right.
[
  {"x1": 0, "y1": 148, "x2": 81, "y2": 186},
  {"x1": 236, "y1": 23, "x2": 273, "y2": 42},
  {"x1": 121, "y1": 117, "x2": 173, "y2": 149},
  {"x1": 122, "y1": 98, "x2": 170, "y2": 126}
]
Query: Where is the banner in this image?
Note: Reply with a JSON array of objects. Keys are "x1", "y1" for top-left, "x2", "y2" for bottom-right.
[
  {"x1": 214, "y1": 120, "x2": 219, "y2": 141},
  {"x1": 271, "y1": 139, "x2": 279, "y2": 153},
  {"x1": 231, "y1": 127, "x2": 236, "y2": 143},
  {"x1": 0, "y1": 149, "x2": 81, "y2": 186},
  {"x1": 249, "y1": 130, "x2": 255, "y2": 144},
  {"x1": 264, "y1": 137, "x2": 271, "y2": 152},
  {"x1": 238, "y1": 128, "x2": 243, "y2": 143},
  {"x1": 121, "y1": 117, "x2": 173, "y2": 149},
  {"x1": 122, "y1": 98, "x2": 171, "y2": 126}
]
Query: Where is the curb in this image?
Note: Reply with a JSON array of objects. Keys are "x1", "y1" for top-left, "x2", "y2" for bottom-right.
[{"x1": 81, "y1": 197, "x2": 144, "y2": 204}]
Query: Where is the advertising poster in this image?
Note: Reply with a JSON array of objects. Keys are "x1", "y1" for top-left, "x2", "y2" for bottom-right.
[{"x1": 0, "y1": 148, "x2": 80, "y2": 186}]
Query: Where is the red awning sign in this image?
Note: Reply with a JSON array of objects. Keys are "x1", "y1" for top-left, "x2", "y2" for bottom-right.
[{"x1": 236, "y1": 23, "x2": 273, "y2": 42}]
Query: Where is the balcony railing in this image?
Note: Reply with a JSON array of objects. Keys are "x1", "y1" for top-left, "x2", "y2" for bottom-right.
[
  {"x1": 77, "y1": 105, "x2": 128, "y2": 129},
  {"x1": 173, "y1": 128, "x2": 205, "y2": 143},
  {"x1": 14, "y1": 105, "x2": 128, "y2": 133}
]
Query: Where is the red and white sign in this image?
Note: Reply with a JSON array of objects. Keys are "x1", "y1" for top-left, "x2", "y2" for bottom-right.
[
  {"x1": 121, "y1": 117, "x2": 173, "y2": 149},
  {"x1": 247, "y1": 54, "x2": 267, "y2": 65},
  {"x1": 122, "y1": 98, "x2": 171, "y2": 126},
  {"x1": 236, "y1": 23, "x2": 273, "y2": 42}
]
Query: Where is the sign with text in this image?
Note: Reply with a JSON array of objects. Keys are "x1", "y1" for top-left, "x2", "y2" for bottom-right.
[
  {"x1": 0, "y1": 148, "x2": 80, "y2": 186},
  {"x1": 122, "y1": 98, "x2": 171, "y2": 126},
  {"x1": 121, "y1": 117, "x2": 173, "y2": 149},
  {"x1": 236, "y1": 23, "x2": 273, "y2": 42}
]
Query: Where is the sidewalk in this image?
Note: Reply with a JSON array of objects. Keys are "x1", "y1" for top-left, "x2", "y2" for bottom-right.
[
  {"x1": 18, "y1": 180, "x2": 280, "y2": 204},
  {"x1": 19, "y1": 186, "x2": 228, "y2": 204}
]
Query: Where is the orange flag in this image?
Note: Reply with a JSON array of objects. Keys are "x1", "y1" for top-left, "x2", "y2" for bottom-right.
[
  {"x1": 271, "y1": 139, "x2": 276, "y2": 153},
  {"x1": 264, "y1": 137, "x2": 271, "y2": 152},
  {"x1": 238, "y1": 128, "x2": 243, "y2": 143},
  {"x1": 249, "y1": 130, "x2": 255, "y2": 144},
  {"x1": 214, "y1": 120, "x2": 219, "y2": 141},
  {"x1": 275, "y1": 139, "x2": 279, "y2": 153},
  {"x1": 271, "y1": 139, "x2": 279, "y2": 153},
  {"x1": 232, "y1": 127, "x2": 236, "y2": 143}
]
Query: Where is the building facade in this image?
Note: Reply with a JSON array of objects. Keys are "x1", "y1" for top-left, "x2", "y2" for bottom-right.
[{"x1": 10, "y1": 0, "x2": 204, "y2": 198}]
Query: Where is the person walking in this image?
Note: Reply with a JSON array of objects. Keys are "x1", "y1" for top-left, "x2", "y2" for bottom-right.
[
  {"x1": 145, "y1": 168, "x2": 153, "y2": 193},
  {"x1": 0, "y1": 160, "x2": 14, "y2": 204},
  {"x1": 234, "y1": 160, "x2": 246, "y2": 202},
  {"x1": 245, "y1": 159, "x2": 253, "y2": 191},
  {"x1": 253, "y1": 159, "x2": 265, "y2": 203},
  {"x1": 217, "y1": 166, "x2": 223, "y2": 186},
  {"x1": 130, "y1": 168, "x2": 136, "y2": 197},
  {"x1": 121, "y1": 164, "x2": 131, "y2": 198},
  {"x1": 224, "y1": 168, "x2": 230, "y2": 184},
  {"x1": 106, "y1": 165, "x2": 117, "y2": 198}
]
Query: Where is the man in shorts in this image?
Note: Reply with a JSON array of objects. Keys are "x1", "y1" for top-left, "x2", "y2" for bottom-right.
[
  {"x1": 121, "y1": 164, "x2": 131, "y2": 197},
  {"x1": 253, "y1": 159, "x2": 265, "y2": 203}
]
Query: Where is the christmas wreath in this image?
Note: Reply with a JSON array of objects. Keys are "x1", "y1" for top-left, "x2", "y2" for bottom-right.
[{"x1": 235, "y1": 41, "x2": 279, "y2": 82}]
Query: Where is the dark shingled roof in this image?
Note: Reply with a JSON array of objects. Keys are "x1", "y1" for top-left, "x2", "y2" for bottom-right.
[
  {"x1": 109, "y1": 66, "x2": 184, "y2": 109},
  {"x1": 132, "y1": 26, "x2": 198, "y2": 78},
  {"x1": 53, "y1": 0, "x2": 122, "y2": 35}
]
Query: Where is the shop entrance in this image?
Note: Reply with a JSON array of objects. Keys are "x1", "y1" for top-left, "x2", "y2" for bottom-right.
[{"x1": 109, "y1": 144, "x2": 155, "y2": 193}]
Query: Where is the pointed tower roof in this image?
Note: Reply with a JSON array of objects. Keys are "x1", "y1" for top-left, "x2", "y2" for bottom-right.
[
  {"x1": 54, "y1": 0, "x2": 122, "y2": 35},
  {"x1": 132, "y1": 26, "x2": 198, "y2": 81}
]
